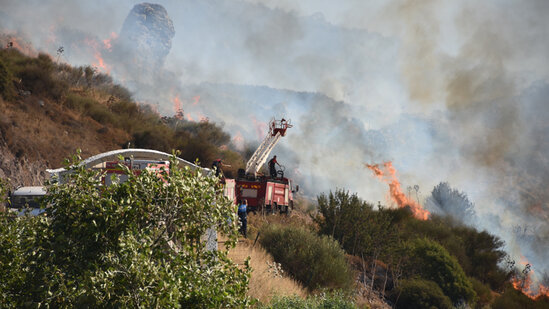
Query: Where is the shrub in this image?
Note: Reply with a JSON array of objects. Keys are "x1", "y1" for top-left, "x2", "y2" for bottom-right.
[
  {"x1": 87, "y1": 103, "x2": 115, "y2": 124},
  {"x1": 259, "y1": 224, "x2": 352, "y2": 291},
  {"x1": 262, "y1": 292, "x2": 356, "y2": 309},
  {"x1": 400, "y1": 216, "x2": 510, "y2": 290},
  {"x1": 0, "y1": 58, "x2": 15, "y2": 100},
  {"x1": 0, "y1": 153, "x2": 250, "y2": 307},
  {"x1": 491, "y1": 286, "x2": 542, "y2": 309},
  {"x1": 469, "y1": 277, "x2": 493, "y2": 307},
  {"x1": 315, "y1": 189, "x2": 399, "y2": 259},
  {"x1": 16, "y1": 53, "x2": 67, "y2": 100},
  {"x1": 406, "y1": 238, "x2": 476, "y2": 305},
  {"x1": 393, "y1": 278, "x2": 452, "y2": 309},
  {"x1": 65, "y1": 93, "x2": 97, "y2": 112}
]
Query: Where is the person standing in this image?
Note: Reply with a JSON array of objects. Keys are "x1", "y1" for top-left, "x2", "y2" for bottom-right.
[
  {"x1": 268, "y1": 155, "x2": 280, "y2": 178},
  {"x1": 211, "y1": 159, "x2": 231, "y2": 177},
  {"x1": 238, "y1": 199, "x2": 247, "y2": 238}
]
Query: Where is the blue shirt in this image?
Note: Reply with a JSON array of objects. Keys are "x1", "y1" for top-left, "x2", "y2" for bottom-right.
[{"x1": 238, "y1": 203, "x2": 247, "y2": 213}]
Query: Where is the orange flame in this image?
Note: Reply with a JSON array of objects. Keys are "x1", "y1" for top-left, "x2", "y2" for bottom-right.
[
  {"x1": 250, "y1": 116, "x2": 268, "y2": 140},
  {"x1": 172, "y1": 95, "x2": 183, "y2": 118},
  {"x1": 102, "y1": 32, "x2": 118, "y2": 51},
  {"x1": 192, "y1": 95, "x2": 200, "y2": 105},
  {"x1": 365, "y1": 162, "x2": 430, "y2": 220},
  {"x1": 84, "y1": 37, "x2": 110, "y2": 74},
  {"x1": 511, "y1": 257, "x2": 549, "y2": 299},
  {"x1": 4, "y1": 34, "x2": 37, "y2": 56}
]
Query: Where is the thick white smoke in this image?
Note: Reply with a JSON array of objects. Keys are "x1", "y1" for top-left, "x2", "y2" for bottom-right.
[{"x1": 2, "y1": 0, "x2": 549, "y2": 288}]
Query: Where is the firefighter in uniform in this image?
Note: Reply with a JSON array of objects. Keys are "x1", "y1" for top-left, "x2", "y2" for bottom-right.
[
  {"x1": 238, "y1": 199, "x2": 247, "y2": 237},
  {"x1": 268, "y1": 155, "x2": 280, "y2": 178},
  {"x1": 211, "y1": 159, "x2": 231, "y2": 177}
]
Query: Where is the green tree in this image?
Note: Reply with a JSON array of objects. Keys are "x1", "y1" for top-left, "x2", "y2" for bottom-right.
[
  {"x1": 0, "y1": 152, "x2": 250, "y2": 308},
  {"x1": 406, "y1": 238, "x2": 476, "y2": 305},
  {"x1": 393, "y1": 278, "x2": 452, "y2": 309},
  {"x1": 426, "y1": 182, "x2": 476, "y2": 224}
]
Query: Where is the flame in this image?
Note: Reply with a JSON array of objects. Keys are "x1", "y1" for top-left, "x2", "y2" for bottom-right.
[
  {"x1": 365, "y1": 161, "x2": 430, "y2": 220},
  {"x1": 232, "y1": 131, "x2": 244, "y2": 150},
  {"x1": 250, "y1": 116, "x2": 268, "y2": 140},
  {"x1": 172, "y1": 95, "x2": 183, "y2": 118},
  {"x1": 3, "y1": 34, "x2": 37, "y2": 56},
  {"x1": 511, "y1": 257, "x2": 549, "y2": 299},
  {"x1": 192, "y1": 95, "x2": 200, "y2": 105},
  {"x1": 84, "y1": 37, "x2": 110, "y2": 74},
  {"x1": 102, "y1": 32, "x2": 118, "y2": 51}
]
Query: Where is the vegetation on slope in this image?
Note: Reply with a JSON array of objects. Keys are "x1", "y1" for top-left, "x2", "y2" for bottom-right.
[
  {"x1": 2, "y1": 48, "x2": 549, "y2": 308},
  {"x1": 0, "y1": 48, "x2": 245, "y2": 179},
  {"x1": 0, "y1": 153, "x2": 249, "y2": 307}
]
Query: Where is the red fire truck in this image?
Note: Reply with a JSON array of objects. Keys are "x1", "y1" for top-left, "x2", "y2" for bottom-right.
[{"x1": 233, "y1": 118, "x2": 297, "y2": 214}]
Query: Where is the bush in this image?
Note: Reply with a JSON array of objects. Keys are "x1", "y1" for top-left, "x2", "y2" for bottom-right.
[
  {"x1": 469, "y1": 277, "x2": 493, "y2": 307},
  {"x1": 259, "y1": 224, "x2": 352, "y2": 291},
  {"x1": 399, "y1": 216, "x2": 510, "y2": 290},
  {"x1": 491, "y1": 286, "x2": 548, "y2": 309},
  {"x1": 0, "y1": 58, "x2": 15, "y2": 100},
  {"x1": 15, "y1": 53, "x2": 67, "y2": 100},
  {"x1": 262, "y1": 292, "x2": 356, "y2": 309},
  {"x1": 315, "y1": 189, "x2": 400, "y2": 262},
  {"x1": 65, "y1": 93, "x2": 97, "y2": 112},
  {"x1": 406, "y1": 238, "x2": 476, "y2": 305},
  {"x1": 0, "y1": 153, "x2": 250, "y2": 307},
  {"x1": 393, "y1": 279, "x2": 452, "y2": 309}
]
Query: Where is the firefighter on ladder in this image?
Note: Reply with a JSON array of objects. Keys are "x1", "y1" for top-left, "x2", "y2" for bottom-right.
[{"x1": 268, "y1": 155, "x2": 281, "y2": 178}]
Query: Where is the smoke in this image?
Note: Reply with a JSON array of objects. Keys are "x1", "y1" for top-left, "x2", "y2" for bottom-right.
[{"x1": 2, "y1": 0, "x2": 549, "y2": 288}]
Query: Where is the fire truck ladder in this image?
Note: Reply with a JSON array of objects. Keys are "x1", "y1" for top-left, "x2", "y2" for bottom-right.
[{"x1": 245, "y1": 118, "x2": 292, "y2": 176}]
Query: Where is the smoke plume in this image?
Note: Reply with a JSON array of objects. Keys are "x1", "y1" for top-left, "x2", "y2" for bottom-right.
[{"x1": 1, "y1": 0, "x2": 549, "y2": 290}]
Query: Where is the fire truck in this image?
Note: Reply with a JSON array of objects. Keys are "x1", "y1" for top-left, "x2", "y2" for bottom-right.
[{"x1": 233, "y1": 118, "x2": 297, "y2": 214}]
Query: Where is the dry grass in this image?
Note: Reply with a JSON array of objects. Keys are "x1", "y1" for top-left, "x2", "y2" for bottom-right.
[
  {"x1": 1, "y1": 93, "x2": 128, "y2": 168},
  {"x1": 227, "y1": 238, "x2": 308, "y2": 304}
]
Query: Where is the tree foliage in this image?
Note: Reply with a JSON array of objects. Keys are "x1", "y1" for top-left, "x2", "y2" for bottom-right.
[
  {"x1": 393, "y1": 278, "x2": 452, "y2": 309},
  {"x1": 259, "y1": 224, "x2": 352, "y2": 291},
  {"x1": 426, "y1": 182, "x2": 476, "y2": 225},
  {"x1": 315, "y1": 189, "x2": 398, "y2": 259},
  {"x1": 0, "y1": 152, "x2": 250, "y2": 308},
  {"x1": 405, "y1": 238, "x2": 476, "y2": 305}
]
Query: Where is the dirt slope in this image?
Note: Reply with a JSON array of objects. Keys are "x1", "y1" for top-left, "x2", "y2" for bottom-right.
[{"x1": 0, "y1": 94, "x2": 128, "y2": 188}]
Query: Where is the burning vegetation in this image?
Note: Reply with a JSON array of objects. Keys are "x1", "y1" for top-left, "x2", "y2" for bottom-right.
[
  {"x1": 511, "y1": 259, "x2": 549, "y2": 300},
  {"x1": 365, "y1": 161, "x2": 430, "y2": 220}
]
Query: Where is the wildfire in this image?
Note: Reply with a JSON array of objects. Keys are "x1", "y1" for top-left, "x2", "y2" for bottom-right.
[
  {"x1": 84, "y1": 37, "x2": 110, "y2": 74},
  {"x1": 3, "y1": 34, "x2": 37, "y2": 56},
  {"x1": 511, "y1": 258, "x2": 549, "y2": 299},
  {"x1": 192, "y1": 95, "x2": 200, "y2": 105},
  {"x1": 251, "y1": 116, "x2": 267, "y2": 140},
  {"x1": 365, "y1": 161, "x2": 430, "y2": 220},
  {"x1": 232, "y1": 131, "x2": 244, "y2": 150},
  {"x1": 172, "y1": 95, "x2": 183, "y2": 118},
  {"x1": 102, "y1": 32, "x2": 118, "y2": 51}
]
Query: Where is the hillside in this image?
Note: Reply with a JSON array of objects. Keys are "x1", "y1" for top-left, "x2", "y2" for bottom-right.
[
  {"x1": 3, "y1": 49, "x2": 549, "y2": 309},
  {"x1": 0, "y1": 48, "x2": 245, "y2": 188}
]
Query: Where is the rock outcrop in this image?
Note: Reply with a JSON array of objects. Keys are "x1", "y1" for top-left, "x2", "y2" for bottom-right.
[{"x1": 114, "y1": 3, "x2": 175, "y2": 70}]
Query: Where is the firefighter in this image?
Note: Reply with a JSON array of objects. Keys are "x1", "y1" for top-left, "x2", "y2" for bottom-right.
[
  {"x1": 238, "y1": 199, "x2": 247, "y2": 238},
  {"x1": 268, "y1": 155, "x2": 280, "y2": 178},
  {"x1": 211, "y1": 159, "x2": 231, "y2": 177}
]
